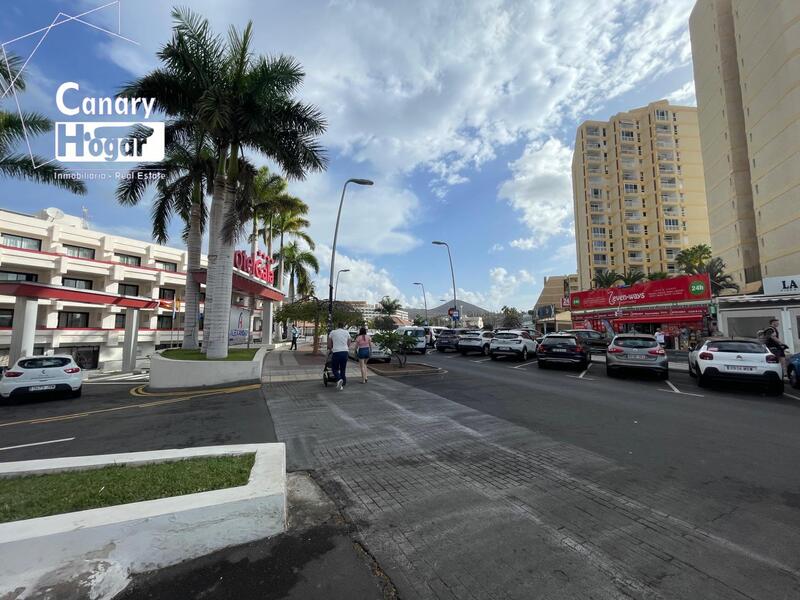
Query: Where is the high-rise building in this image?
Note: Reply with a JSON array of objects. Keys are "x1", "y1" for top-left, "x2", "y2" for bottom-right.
[
  {"x1": 690, "y1": 0, "x2": 800, "y2": 291},
  {"x1": 572, "y1": 101, "x2": 712, "y2": 290},
  {"x1": 533, "y1": 274, "x2": 578, "y2": 313}
]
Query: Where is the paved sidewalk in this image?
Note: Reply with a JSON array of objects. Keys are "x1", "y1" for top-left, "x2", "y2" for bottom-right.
[
  {"x1": 265, "y1": 376, "x2": 800, "y2": 599},
  {"x1": 262, "y1": 344, "x2": 326, "y2": 384}
]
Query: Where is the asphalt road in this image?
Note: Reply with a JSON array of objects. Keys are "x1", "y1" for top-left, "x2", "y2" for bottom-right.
[
  {"x1": 409, "y1": 349, "x2": 800, "y2": 522},
  {"x1": 0, "y1": 380, "x2": 277, "y2": 463}
]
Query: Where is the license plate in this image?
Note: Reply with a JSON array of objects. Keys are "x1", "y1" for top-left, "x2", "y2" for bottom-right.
[
  {"x1": 552, "y1": 348, "x2": 567, "y2": 353},
  {"x1": 625, "y1": 355, "x2": 648, "y2": 360},
  {"x1": 725, "y1": 365, "x2": 755, "y2": 372},
  {"x1": 499, "y1": 347, "x2": 509, "y2": 351},
  {"x1": 29, "y1": 385, "x2": 56, "y2": 391}
]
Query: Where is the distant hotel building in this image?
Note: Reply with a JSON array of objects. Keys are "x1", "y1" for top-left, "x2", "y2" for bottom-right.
[
  {"x1": 572, "y1": 101, "x2": 712, "y2": 290},
  {"x1": 690, "y1": 0, "x2": 800, "y2": 291},
  {"x1": 342, "y1": 301, "x2": 410, "y2": 326}
]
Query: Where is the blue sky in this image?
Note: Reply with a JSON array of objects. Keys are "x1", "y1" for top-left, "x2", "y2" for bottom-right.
[{"x1": 0, "y1": 0, "x2": 698, "y2": 311}]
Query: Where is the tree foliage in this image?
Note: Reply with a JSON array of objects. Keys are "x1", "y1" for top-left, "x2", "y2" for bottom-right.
[
  {"x1": 500, "y1": 306, "x2": 522, "y2": 329},
  {"x1": 374, "y1": 296, "x2": 402, "y2": 331},
  {"x1": 275, "y1": 297, "x2": 360, "y2": 354},
  {"x1": 592, "y1": 269, "x2": 620, "y2": 289},
  {"x1": 619, "y1": 269, "x2": 646, "y2": 286},
  {"x1": 372, "y1": 330, "x2": 418, "y2": 368},
  {"x1": 675, "y1": 244, "x2": 712, "y2": 273}
]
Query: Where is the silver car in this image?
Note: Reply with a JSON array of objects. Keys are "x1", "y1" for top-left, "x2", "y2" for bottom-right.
[{"x1": 605, "y1": 334, "x2": 668, "y2": 379}]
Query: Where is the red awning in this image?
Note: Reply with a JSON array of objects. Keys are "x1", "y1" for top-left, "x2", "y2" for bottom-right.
[
  {"x1": 614, "y1": 314, "x2": 704, "y2": 324},
  {"x1": 191, "y1": 269, "x2": 284, "y2": 302},
  {"x1": 0, "y1": 282, "x2": 159, "y2": 309}
]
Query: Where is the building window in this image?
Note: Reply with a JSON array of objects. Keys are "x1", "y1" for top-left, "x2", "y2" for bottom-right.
[
  {"x1": 155, "y1": 260, "x2": 177, "y2": 272},
  {"x1": 63, "y1": 277, "x2": 93, "y2": 290},
  {"x1": 591, "y1": 227, "x2": 606, "y2": 237},
  {"x1": 1, "y1": 233, "x2": 42, "y2": 251},
  {"x1": 115, "y1": 253, "x2": 141, "y2": 267},
  {"x1": 623, "y1": 183, "x2": 638, "y2": 193},
  {"x1": 621, "y1": 130, "x2": 634, "y2": 141},
  {"x1": 0, "y1": 308, "x2": 12, "y2": 327},
  {"x1": 590, "y1": 188, "x2": 602, "y2": 198},
  {"x1": 118, "y1": 282, "x2": 140, "y2": 296},
  {"x1": 58, "y1": 311, "x2": 90, "y2": 328},
  {"x1": 592, "y1": 241, "x2": 607, "y2": 250},
  {"x1": 664, "y1": 218, "x2": 680, "y2": 230},
  {"x1": 655, "y1": 109, "x2": 668, "y2": 120},
  {"x1": 62, "y1": 244, "x2": 96, "y2": 260},
  {"x1": 114, "y1": 313, "x2": 126, "y2": 329},
  {"x1": 157, "y1": 315, "x2": 174, "y2": 330},
  {"x1": 0, "y1": 270, "x2": 38, "y2": 282},
  {"x1": 159, "y1": 288, "x2": 176, "y2": 300}
]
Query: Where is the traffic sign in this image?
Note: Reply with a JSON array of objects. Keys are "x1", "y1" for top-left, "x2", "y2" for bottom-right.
[
  {"x1": 447, "y1": 307, "x2": 454, "y2": 316},
  {"x1": 452, "y1": 310, "x2": 460, "y2": 319}
]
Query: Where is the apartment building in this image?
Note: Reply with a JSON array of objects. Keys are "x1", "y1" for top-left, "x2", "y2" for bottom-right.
[
  {"x1": 572, "y1": 101, "x2": 712, "y2": 290},
  {"x1": 690, "y1": 0, "x2": 800, "y2": 291},
  {"x1": 533, "y1": 274, "x2": 579, "y2": 313},
  {"x1": 342, "y1": 301, "x2": 410, "y2": 325},
  {"x1": 0, "y1": 208, "x2": 281, "y2": 370}
]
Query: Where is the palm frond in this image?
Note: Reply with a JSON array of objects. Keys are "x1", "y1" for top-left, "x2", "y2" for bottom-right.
[{"x1": 0, "y1": 154, "x2": 86, "y2": 194}]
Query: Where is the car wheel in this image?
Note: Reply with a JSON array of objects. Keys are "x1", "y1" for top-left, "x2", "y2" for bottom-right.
[
  {"x1": 766, "y1": 380, "x2": 784, "y2": 397},
  {"x1": 521, "y1": 348, "x2": 528, "y2": 361},
  {"x1": 659, "y1": 370, "x2": 669, "y2": 381},
  {"x1": 537, "y1": 359, "x2": 546, "y2": 369},
  {"x1": 460, "y1": 350, "x2": 467, "y2": 355},
  {"x1": 688, "y1": 361, "x2": 697, "y2": 378},
  {"x1": 482, "y1": 344, "x2": 489, "y2": 357},
  {"x1": 578, "y1": 361, "x2": 588, "y2": 371},
  {"x1": 606, "y1": 366, "x2": 616, "y2": 377},
  {"x1": 72, "y1": 387, "x2": 82, "y2": 398},
  {"x1": 697, "y1": 371, "x2": 708, "y2": 388},
  {"x1": 490, "y1": 353, "x2": 498, "y2": 361},
  {"x1": 789, "y1": 367, "x2": 799, "y2": 390}
]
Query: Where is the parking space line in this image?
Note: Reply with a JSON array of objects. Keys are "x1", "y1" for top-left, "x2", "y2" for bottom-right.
[
  {"x1": 0, "y1": 437, "x2": 75, "y2": 451},
  {"x1": 471, "y1": 358, "x2": 492, "y2": 363},
  {"x1": 566, "y1": 375, "x2": 596, "y2": 380},
  {"x1": 785, "y1": 392, "x2": 800, "y2": 401},
  {"x1": 665, "y1": 380, "x2": 681, "y2": 393},
  {"x1": 509, "y1": 362, "x2": 534, "y2": 369}
]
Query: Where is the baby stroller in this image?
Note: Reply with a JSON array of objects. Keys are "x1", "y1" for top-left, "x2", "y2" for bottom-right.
[{"x1": 323, "y1": 350, "x2": 336, "y2": 387}]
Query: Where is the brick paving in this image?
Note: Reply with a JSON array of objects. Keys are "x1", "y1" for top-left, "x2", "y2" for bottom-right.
[{"x1": 265, "y1": 373, "x2": 800, "y2": 599}]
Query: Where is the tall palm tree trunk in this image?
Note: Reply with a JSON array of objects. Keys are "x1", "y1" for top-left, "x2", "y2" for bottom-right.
[
  {"x1": 182, "y1": 187, "x2": 202, "y2": 349},
  {"x1": 203, "y1": 152, "x2": 228, "y2": 354}
]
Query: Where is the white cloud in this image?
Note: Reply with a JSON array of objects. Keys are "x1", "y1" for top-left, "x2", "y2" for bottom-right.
[
  {"x1": 446, "y1": 266, "x2": 537, "y2": 311},
  {"x1": 667, "y1": 80, "x2": 697, "y2": 106},
  {"x1": 499, "y1": 138, "x2": 574, "y2": 247},
  {"x1": 489, "y1": 243, "x2": 504, "y2": 253},
  {"x1": 314, "y1": 243, "x2": 406, "y2": 304}
]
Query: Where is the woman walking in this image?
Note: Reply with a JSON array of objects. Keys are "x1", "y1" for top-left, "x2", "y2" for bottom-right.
[{"x1": 355, "y1": 327, "x2": 372, "y2": 384}]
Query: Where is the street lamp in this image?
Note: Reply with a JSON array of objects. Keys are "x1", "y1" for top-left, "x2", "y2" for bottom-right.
[
  {"x1": 328, "y1": 178, "x2": 374, "y2": 332},
  {"x1": 413, "y1": 282, "x2": 428, "y2": 325},
  {"x1": 334, "y1": 268, "x2": 350, "y2": 302},
  {"x1": 432, "y1": 240, "x2": 458, "y2": 327}
]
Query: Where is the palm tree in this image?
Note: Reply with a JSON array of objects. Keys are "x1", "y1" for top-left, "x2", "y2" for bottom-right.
[
  {"x1": 279, "y1": 241, "x2": 319, "y2": 304},
  {"x1": 116, "y1": 123, "x2": 215, "y2": 349},
  {"x1": 0, "y1": 53, "x2": 86, "y2": 194},
  {"x1": 619, "y1": 269, "x2": 646, "y2": 286},
  {"x1": 676, "y1": 244, "x2": 712, "y2": 273},
  {"x1": 647, "y1": 271, "x2": 669, "y2": 281},
  {"x1": 273, "y1": 207, "x2": 314, "y2": 292},
  {"x1": 592, "y1": 269, "x2": 620, "y2": 289},
  {"x1": 120, "y1": 9, "x2": 327, "y2": 358},
  {"x1": 694, "y1": 257, "x2": 739, "y2": 296}
]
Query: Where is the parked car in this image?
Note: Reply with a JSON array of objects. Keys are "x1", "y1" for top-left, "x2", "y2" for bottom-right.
[
  {"x1": 425, "y1": 326, "x2": 447, "y2": 347},
  {"x1": 348, "y1": 331, "x2": 392, "y2": 363},
  {"x1": 606, "y1": 334, "x2": 668, "y2": 379},
  {"x1": 787, "y1": 353, "x2": 800, "y2": 389},
  {"x1": 537, "y1": 333, "x2": 591, "y2": 370},
  {"x1": 435, "y1": 328, "x2": 469, "y2": 352},
  {"x1": 565, "y1": 329, "x2": 610, "y2": 353},
  {"x1": 396, "y1": 326, "x2": 428, "y2": 354},
  {"x1": 0, "y1": 355, "x2": 83, "y2": 399},
  {"x1": 489, "y1": 330, "x2": 538, "y2": 361},
  {"x1": 458, "y1": 330, "x2": 495, "y2": 356},
  {"x1": 688, "y1": 337, "x2": 783, "y2": 395}
]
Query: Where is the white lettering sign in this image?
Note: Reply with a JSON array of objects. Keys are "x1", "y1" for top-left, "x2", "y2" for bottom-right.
[{"x1": 763, "y1": 274, "x2": 800, "y2": 296}]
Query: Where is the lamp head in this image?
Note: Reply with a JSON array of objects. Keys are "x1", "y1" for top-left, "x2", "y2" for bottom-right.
[
  {"x1": 340, "y1": 269, "x2": 351, "y2": 273},
  {"x1": 432, "y1": 240, "x2": 446, "y2": 246},
  {"x1": 349, "y1": 178, "x2": 374, "y2": 186},
  {"x1": 413, "y1": 282, "x2": 422, "y2": 285}
]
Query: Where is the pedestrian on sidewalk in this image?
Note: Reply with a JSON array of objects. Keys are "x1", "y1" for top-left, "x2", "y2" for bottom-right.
[
  {"x1": 290, "y1": 323, "x2": 299, "y2": 351},
  {"x1": 355, "y1": 326, "x2": 371, "y2": 384},
  {"x1": 328, "y1": 322, "x2": 351, "y2": 390},
  {"x1": 765, "y1": 318, "x2": 788, "y2": 377},
  {"x1": 655, "y1": 328, "x2": 665, "y2": 348}
]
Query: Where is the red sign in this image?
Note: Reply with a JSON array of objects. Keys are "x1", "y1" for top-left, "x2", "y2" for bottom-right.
[
  {"x1": 569, "y1": 274, "x2": 711, "y2": 311},
  {"x1": 233, "y1": 250, "x2": 275, "y2": 285}
]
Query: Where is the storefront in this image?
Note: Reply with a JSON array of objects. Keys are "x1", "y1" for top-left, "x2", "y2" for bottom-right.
[
  {"x1": 569, "y1": 274, "x2": 713, "y2": 350},
  {"x1": 716, "y1": 274, "x2": 800, "y2": 355}
]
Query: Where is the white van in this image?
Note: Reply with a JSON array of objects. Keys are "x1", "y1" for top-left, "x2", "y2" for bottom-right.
[{"x1": 396, "y1": 326, "x2": 428, "y2": 354}]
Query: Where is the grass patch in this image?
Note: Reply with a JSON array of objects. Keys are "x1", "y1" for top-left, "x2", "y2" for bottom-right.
[
  {"x1": 0, "y1": 453, "x2": 255, "y2": 524},
  {"x1": 161, "y1": 348, "x2": 259, "y2": 361}
]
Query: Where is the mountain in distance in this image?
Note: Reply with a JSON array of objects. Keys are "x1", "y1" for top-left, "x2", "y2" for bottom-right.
[{"x1": 404, "y1": 300, "x2": 494, "y2": 317}]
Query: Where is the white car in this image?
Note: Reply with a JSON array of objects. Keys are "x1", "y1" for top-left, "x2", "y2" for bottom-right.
[
  {"x1": 0, "y1": 355, "x2": 83, "y2": 399},
  {"x1": 489, "y1": 330, "x2": 538, "y2": 361},
  {"x1": 458, "y1": 330, "x2": 495, "y2": 356},
  {"x1": 396, "y1": 326, "x2": 428, "y2": 354},
  {"x1": 688, "y1": 337, "x2": 783, "y2": 396},
  {"x1": 348, "y1": 331, "x2": 392, "y2": 363}
]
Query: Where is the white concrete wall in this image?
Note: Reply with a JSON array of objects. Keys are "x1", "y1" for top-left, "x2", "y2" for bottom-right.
[
  {"x1": 148, "y1": 347, "x2": 266, "y2": 390},
  {"x1": 0, "y1": 444, "x2": 286, "y2": 599}
]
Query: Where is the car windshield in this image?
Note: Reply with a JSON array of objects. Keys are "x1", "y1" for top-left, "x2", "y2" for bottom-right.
[
  {"x1": 494, "y1": 332, "x2": 520, "y2": 340},
  {"x1": 614, "y1": 337, "x2": 658, "y2": 349},
  {"x1": 18, "y1": 357, "x2": 72, "y2": 369},
  {"x1": 405, "y1": 330, "x2": 425, "y2": 337},
  {"x1": 707, "y1": 341, "x2": 766, "y2": 353},
  {"x1": 543, "y1": 337, "x2": 577, "y2": 346}
]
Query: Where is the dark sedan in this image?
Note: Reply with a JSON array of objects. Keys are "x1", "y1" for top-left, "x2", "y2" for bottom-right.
[
  {"x1": 537, "y1": 334, "x2": 591, "y2": 370},
  {"x1": 435, "y1": 328, "x2": 469, "y2": 352},
  {"x1": 565, "y1": 329, "x2": 610, "y2": 353}
]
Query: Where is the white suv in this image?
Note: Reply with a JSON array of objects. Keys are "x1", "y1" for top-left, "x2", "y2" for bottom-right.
[
  {"x1": 0, "y1": 355, "x2": 83, "y2": 400},
  {"x1": 688, "y1": 338, "x2": 783, "y2": 396},
  {"x1": 490, "y1": 330, "x2": 538, "y2": 361},
  {"x1": 458, "y1": 330, "x2": 494, "y2": 356}
]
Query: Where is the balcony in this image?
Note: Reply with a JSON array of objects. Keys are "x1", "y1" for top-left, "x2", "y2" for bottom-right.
[
  {"x1": 624, "y1": 212, "x2": 644, "y2": 221},
  {"x1": 586, "y1": 141, "x2": 603, "y2": 149},
  {"x1": 656, "y1": 138, "x2": 674, "y2": 148},
  {"x1": 591, "y1": 217, "x2": 608, "y2": 225},
  {"x1": 657, "y1": 152, "x2": 675, "y2": 161},
  {"x1": 619, "y1": 120, "x2": 635, "y2": 129},
  {"x1": 589, "y1": 203, "x2": 604, "y2": 213},
  {"x1": 626, "y1": 226, "x2": 644, "y2": 235},
  {"x1": 627, "y1": 254, "x2": 645, "y2": 264},
  {"x1": 620, "y1": 145, "x2": 637, "y2": 155},
  {"x1": 655, "y1": 124, "x2": 671, "y2": 134},
  {"x1": 659, "y1": 165, "x2": 676, "y2": 174},
  {"x1": 585, "y1": 126, "x2": 601, "y2": 137},
  {"x1": 660, "y1": 193, "x2": 679, "y2": 203},
  {"x1": 664, "y1": 224, "x2": 681, "y2": 232},
  {"x1": 622, "y1": 171, "x2": 639, "y2": 181}
]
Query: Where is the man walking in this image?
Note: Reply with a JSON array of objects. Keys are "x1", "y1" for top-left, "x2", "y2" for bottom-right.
[
  {"x1": 328, "y1": 322, "x2": 351, "y2": 391},
  {"x1": 766, "y1": 318, "x2": 788, "y2": 378},
  {"x1": 655, "y1": 328, "x2": 665, "y2": 348},
  {"x1": 290, "y1": 323, "x2": 299, "y2": 351}
]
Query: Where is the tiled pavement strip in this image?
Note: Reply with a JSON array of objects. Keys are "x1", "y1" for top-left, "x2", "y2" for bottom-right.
[{"x1": 264, "y1": 360, "x2": 800, "y2": 599}]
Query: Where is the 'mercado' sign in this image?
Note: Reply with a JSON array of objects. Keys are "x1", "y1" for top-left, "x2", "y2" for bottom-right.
[{"x1": 234, "y1": 250, "x2": 275, "y2": 285}]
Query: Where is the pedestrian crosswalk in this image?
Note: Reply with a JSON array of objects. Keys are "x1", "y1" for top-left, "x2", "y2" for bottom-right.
[{"x1": 86, "y1": 372, "x2": 150, "y2": 383}]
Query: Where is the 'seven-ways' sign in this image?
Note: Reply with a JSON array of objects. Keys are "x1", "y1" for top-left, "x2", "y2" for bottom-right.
[{"x1": 569, "y1": 274, "x2": 711, "y2": 311}]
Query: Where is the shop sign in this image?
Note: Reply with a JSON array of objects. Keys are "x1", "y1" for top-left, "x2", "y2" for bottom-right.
[
  {"x1": 229, "y1": 307, "x2": 250, "y2": 345},
  {"x1": 233, "y1": 250, "x2": 275, "y2": 285},
  {"x1": 569, "y1": 274, "x2": 711, "y2": 310},
  {"x1": 763, "y1": 274, "x2": 800, "y2": 296}
]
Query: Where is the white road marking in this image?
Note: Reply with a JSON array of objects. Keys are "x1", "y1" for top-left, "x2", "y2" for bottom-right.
[
  {"x1": 784, "y1": 392, "x2": 800, "y2": 401},
  {"x1": 471, "y1": 358, "x2": 493, "y2": 363},
  {"x1": 665, "y1": 380, "x2": 681, "y2": 393},
  {"x1": 0, "y1": 437, "x2": 75, "y2": 452},
  {"x1": 658, "y1": 388, "x2": 704, "y2": 398},
  {"x1": 578, "y1": 363, "x2": 592, "y2": 378},
  {"x1": 567, "y1": 375, "x2": 596, "y2": 380},
  {"x1": 509, "y1": 362, "x2": 534, "y2": 369}
]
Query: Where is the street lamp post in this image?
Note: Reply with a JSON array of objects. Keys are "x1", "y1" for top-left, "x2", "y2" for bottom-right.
[
  {"x1": 334, "y1": 268, "x2": 350, "y2": 302},
  {"x1": 328, "y1": 178, "x2": 373, "y2": 333},
  {"x1": 432, "y1": 241, "x2": 457, "y2": 328},
  {"x1": 413, "y1": 282, "x2": 428, "y2": 325}
]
